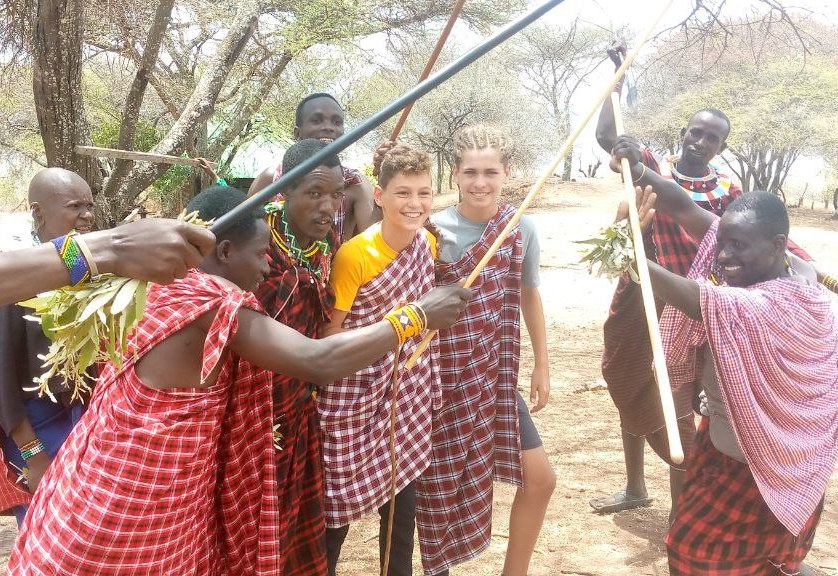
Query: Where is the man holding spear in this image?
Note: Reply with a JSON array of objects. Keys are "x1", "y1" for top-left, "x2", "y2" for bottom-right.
[{"x1": 611, "y1": 134, "x2": 835, "y2": 575}]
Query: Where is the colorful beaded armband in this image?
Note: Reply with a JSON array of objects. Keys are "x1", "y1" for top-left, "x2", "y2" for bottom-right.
[
  {"x1": 384, "y1": 303, "x2": 427, "y2": 346},
  {"x1": 19, "y1": 438, "x2": 45, "y2": 460},
  {"x1": 51, "y1": 232, "x2": 92, "y2": 286}
]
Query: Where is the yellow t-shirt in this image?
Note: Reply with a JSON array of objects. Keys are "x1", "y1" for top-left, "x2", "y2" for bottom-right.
[{"x1": 330, "y1": 223, "x2": 438, "y2": 312}]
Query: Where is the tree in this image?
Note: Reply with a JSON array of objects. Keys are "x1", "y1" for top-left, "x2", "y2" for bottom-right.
[
  {"x1": 0, "y1": 0, "x2": 520, "y2": 222},
  {"x1": 501, "y1": 20, "x2": 610, "y2": 179},
  {"x1": 627, "y1": 15, "x2": 838, "y2": 197}
]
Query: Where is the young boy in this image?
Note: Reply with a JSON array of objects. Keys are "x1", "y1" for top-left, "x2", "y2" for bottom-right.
[
  {"x1": 9, "y1": 187, "x2": 471, "y2": 575},
  {"x1": 319, "y1": 144, "x2": 438, "y2": 576},
  {"x1": 416, "y1": 125, "x2": 555, "y2": 576}
]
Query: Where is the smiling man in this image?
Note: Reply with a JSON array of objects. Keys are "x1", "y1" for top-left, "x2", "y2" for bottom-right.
[
  {"x1": 249, "y1": 93, "x2": 379, "y2": 242},
  {"x1": 611, "y1": 135, "x2": 836, "y2": 575}
]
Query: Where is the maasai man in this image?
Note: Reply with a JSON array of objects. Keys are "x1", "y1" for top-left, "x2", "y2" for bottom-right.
[
  {"x1": 248, "y1": 93, "x2": 380, "y2": 241},
  {"x1": 252, "y1": 138, "x2": 343, "y2": 576},
  {"x1": 589, "y1": 41, "x2": 811, "y2": 516},
  {"x1": 0, "y1": 218, "x2": 216, "y2": 307},
  {"x1": 319, "y1": 144, "x2": 438, "y2": 576},
  {"x1": 611, "y1": 135, "x2": 836, "y2": 575},
  {"x1": 9, "y1": 186, "x2": 472, "y2": 575},
  {"x1": 417, "y1": 125, "x2": 555, "y2": 576},
  {"x1": 0, "y1": 168, "x2": 94, "y2": 525}
]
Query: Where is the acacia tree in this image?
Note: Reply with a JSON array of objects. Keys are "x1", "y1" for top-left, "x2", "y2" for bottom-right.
[
  {"x1": 0, "y1": 0, "x2": 519, "y2": 223},
  {"x1": 501, "y1": 20, "x2": 609, "y2": 179}
]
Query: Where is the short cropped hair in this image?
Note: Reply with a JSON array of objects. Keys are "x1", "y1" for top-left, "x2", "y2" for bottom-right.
[
  {"x1": 186, "y1": 186, "x2": 264, "y2": 243},
  {"x1": 378, "y1": 144, "x2": 432, "y2": 188},
  {"x1": 689, "y1": 108, "x2": 732, "y2": 139},
  {"x1": 726, "y1": 191, "x2": 789, "y2": 238},
  {"x1": 295, "y1": 93, "x2": 341, "y2": 127},
  {"x1": 280, "y1": 139, "x2": 342, "y2": 191}
]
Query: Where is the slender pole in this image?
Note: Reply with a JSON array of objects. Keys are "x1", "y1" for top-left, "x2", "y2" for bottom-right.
[
  {"x1": 386, "y1": 0, "x2": 467, "y2": 143},
  {"x1": 211, "y1": 0, "x2": 569, "y2": 234},
  {"x1": 610, "y1": 92, "x2": 684, "y2": 464},
  {"x1": 405, "y1": 0, "x2": 677, "y2": 369}
]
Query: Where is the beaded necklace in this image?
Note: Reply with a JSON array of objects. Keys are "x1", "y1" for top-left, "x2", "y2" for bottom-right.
[{"x1": 264, "y1": 200, "x2": 331, "y2": 279}]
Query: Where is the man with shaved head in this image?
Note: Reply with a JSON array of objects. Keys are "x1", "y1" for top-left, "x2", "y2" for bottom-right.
[{"x1": 0, "y1": 167, "x2": 95, "y2": 524}]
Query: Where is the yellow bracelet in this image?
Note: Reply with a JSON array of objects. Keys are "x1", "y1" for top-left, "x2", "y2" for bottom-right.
[
  {"x1": 384, "y1": 303, "x2": 427, "y2": 346},
  {"x1": 632, "y1": 163, "x2": 647, "y2": 184},
  {"x1": 822, "y1": 274, "x2": 838, "y2": 293}
]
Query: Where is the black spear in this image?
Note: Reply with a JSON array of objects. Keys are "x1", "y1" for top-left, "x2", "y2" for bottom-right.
[{"x1": 211, "y1": 0, "x2": 567, "y2": 233}]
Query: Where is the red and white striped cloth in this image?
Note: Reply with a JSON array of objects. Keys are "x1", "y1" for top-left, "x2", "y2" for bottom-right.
[
  {"x1": 9, "y1": 270, "x2": 281, "y2": 575},
  {"x1": 661, "y1": 220, "x2": 838, "y2": 536},
  {"x1": 317, "y1": 231, "x2": 438, "y2": 528},
  {"x1": 417, "y1": 204, "x2": 523, "y2": 575}
]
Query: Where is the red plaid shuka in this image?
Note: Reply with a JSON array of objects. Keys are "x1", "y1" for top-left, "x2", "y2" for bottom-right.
[
  {"x1": 9, "y1": 270, "x2": 280, "y2": 575},
  {"x1": 661, "y1": 219, "x2": 838, "y2": 537},
  {"x1": 601, "y1": 151, "x2": 742, "y2": 441},
  {"x1": 666, "y1": 418, "x2": 824, "y2": 575},
  {"x1": 317, "y1": 231, "x2": 438, "y2": 528},
  {"x1": 253, "y1": 212, "x2": 337, "y2": 576},
  {"x1": 274, "y1": 163, "x2": 362, "y2": 240},
  {"x1": 417, "y1": 204, "x2": 523, "y2": 575}
]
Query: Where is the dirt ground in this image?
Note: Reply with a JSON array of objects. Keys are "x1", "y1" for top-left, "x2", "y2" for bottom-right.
[{"x1": 0, "y1": 178, "x2": 836, "y2": 574}]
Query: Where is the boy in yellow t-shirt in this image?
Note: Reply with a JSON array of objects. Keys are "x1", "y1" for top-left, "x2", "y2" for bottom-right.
[{"x1": 318, "y1": 144, "x2": 438, "y2": 576}]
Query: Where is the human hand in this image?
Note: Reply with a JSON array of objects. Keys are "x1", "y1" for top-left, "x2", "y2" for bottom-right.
[
  {"x1": 372, "y1": 140, "x2": 395, "y2": 175},
  {"x1": 24, "y1": 452, "x2": 51, "y2": 494},
  {"x1": 607, "y1": 39, "x2": 627, "y2": 67},
  {"x1": 529, "y1": 365, "x2": 550, "y2": 413},
  {"x1": 609, "y1": 135, "x2": 643, "y2": 174},
  {"x1": 84, "y1": 218, "x2": 216, "y2": 284},
  {"x1": 195, "y1": 157, "x2": 220, "y2": 182},
  {"x1": 614, "y1": 185, "x2": 656, "y2": 231},
  {"x1": 416, "y1": 283, "x2": 473, "y2": 330}
]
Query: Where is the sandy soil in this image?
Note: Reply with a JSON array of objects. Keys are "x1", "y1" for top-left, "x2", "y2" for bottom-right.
[{"x1": 0, "y1": 178, "x2": 835, "y2": 574}]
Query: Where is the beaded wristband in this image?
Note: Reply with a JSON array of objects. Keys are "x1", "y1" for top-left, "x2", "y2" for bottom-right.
[
  {"x1": 51, "y1": 232, "x2": 91, "y2": 286},
  {"x1": 384, "y1": 303, "x2": 427, "y2": 346},
  {"x1": 19, "y1": 439, "x2": 45, "y2": 460},
  {"x1": 822, "y1": 274, "x2": 838, "y2": 294}
]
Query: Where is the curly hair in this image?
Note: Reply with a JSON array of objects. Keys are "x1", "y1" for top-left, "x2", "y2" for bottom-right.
[
  {"x1": 378, "y1": 144, "x2": 432, "y2": 188},
  {"x1": 452, "y1": 124, "x2": 512, "y2": 167}
]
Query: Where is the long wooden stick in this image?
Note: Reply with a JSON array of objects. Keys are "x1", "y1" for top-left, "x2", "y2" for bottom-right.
[
  {"x1": 74, "y1": 145, "x2": 217, "y2": 168},
  {"x1": 405, "y1": 0, "x2": 676, "y2": 369},
  {"x1": 389, "y1": 0, "x2": 467, "y2": 143},
  {"x1": 611, "y1": 92, "x2": 683, "y2": 465}
]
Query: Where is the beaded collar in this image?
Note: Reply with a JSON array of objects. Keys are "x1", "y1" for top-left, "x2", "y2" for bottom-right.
[
  {"x1": 662, "y1": 156, "x2": 731, "y2": 204},
  {"x1": 264, "y1": 200, "x2": 331, "y2": 279}
]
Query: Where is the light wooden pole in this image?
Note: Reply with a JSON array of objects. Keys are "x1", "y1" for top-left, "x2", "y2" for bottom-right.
[
  {"x1": 405, "y1": 0, "x2": 677, "y2": 370},
  {"x1": 610, "y1": 91, "x2": 683, "y2": 465}
]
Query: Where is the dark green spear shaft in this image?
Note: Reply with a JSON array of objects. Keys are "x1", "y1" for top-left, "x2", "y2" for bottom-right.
[{"x1": 211, "y1": 0, "x2": 567, "y2": 233}]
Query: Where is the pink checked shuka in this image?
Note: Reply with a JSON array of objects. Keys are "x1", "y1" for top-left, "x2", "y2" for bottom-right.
[
  {"x1": 317, "y1": 231, "x2": 439, "y2": 528},
  {"x1": 660, "y1": 220, "x2": 838, "y2": 536},
  {"x1": 10, "y1": 270, "x2": 280, "y2": 575},
  {"x1": 417, "y1": 204, "x2": 523, "y2": 575}
]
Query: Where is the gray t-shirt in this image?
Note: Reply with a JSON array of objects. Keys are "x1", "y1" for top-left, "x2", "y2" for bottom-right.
[
  {"x1": 701, "y1": 348, "x2": 747, "y2": 463},
  {"x1": 431, "y1": 206, "x2": 540, "y2": 287}
]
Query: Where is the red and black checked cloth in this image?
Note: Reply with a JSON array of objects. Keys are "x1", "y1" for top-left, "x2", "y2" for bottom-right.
[
  {"x1": 10, "y1": 270, "x2": 281, "y2": 575},
  {"x1": 661, "y1": 219, "x2": 837, "y2": 536},
  {"x1": 0, "y1": 454, "x2": 29, "y2": 514},
  {"x1": 253, "y1": 222, "x2": 338, "y2": 576},
  {"x1": 666, "y1": 417, "x2": 823, "y2": 575},
  {"x1": 274, "y1": 164, "x2": 362, "y2": 240},
  {"x1": 417, "y1": 204, "x2": 523, "y2": 575},
  {"x1": 601, "y1": 150, "x2": 741, "y2": 437},
  {"x1": 317, "y1": 231, "x2": 439, "y2": 528}
]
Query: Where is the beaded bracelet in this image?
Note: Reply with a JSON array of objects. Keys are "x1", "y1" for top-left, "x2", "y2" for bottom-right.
[
  {"x1": 822, "y1": 274, "x2": 838, "y2": 294},
  {"x1": 74, "y1": 234, "x2": 99, "y2": 277},
  {"x1": 384, "y1": 303, "x2": 427, "y2": 346},
  {"x1": 19, "y1": 438, "x2": 45, "y2": 460},
  {"x1": 51, "y1": 232, "x2": 92, "y2": 286}
]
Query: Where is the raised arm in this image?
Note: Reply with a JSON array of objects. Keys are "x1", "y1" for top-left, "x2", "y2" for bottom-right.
[
  {"x1": 231, "y1": 283, "x2": 472, "y2": 385},
  {"x1": 595, "y1": 41, "x2": 627, "y2": 153},
  {"x1": 612, "y1": 135, "x2": 716, "y2": 241},
  {"x1": 0, "y1": 219, "x2": 215, "y2": 306}
]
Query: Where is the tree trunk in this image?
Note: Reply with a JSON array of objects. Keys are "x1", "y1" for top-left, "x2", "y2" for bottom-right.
[
  {"x1": 33, "y1": 0, "x2": 103, "y2": 193},
  {"x1": 436, "y1": 152, "x2": 443, "y2": 196}
]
